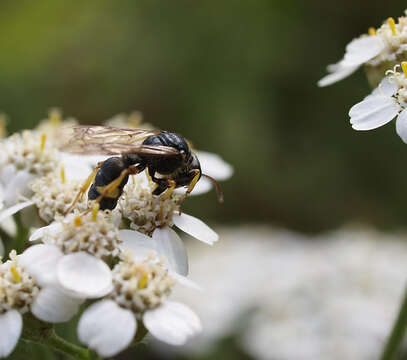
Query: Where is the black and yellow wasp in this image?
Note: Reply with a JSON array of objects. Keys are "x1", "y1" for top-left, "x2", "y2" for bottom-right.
[{"x1": 62, "y1": 125, "x2": 223, "y2": 212}]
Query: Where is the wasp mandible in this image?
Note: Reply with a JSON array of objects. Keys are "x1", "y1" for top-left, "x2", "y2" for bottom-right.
[{"x1": 62, "y1": 126, "x2": 223, "y2": 213}]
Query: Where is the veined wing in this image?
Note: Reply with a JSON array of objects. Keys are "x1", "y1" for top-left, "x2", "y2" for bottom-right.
[{"x1": 60, "y1": 125, "x2": 179, "y2": 156}]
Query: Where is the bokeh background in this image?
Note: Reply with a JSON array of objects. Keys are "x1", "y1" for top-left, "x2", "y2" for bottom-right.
[{"x1": 3, "y1": 1, "x2": 407, "y2": 359}]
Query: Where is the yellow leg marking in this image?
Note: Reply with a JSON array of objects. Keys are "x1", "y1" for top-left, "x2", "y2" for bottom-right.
[
  {"x1": 161, "y1": 180, "x2": 176, "y2": 201},
  {"x1": 178, "y1": 170, "x2": 200, "y2": 206},
  {"x1": 64, "y1": 165, "x2": 101, "y2": 215},
  {"x1": 93, "y1": 167, "x2": 136, "y2": 204},
  {"x1": 92, "y1": 203, "x2": 100, "y2": 221}
]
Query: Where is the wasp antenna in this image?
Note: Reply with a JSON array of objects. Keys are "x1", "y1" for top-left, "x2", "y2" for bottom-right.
[{"x1": 202, "y1": 174, "x2": 224, "y2": 204}]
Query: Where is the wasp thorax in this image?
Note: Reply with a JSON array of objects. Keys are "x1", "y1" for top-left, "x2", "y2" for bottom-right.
[
  {"x1": 119, "y1": 176, "x2": 181, "y2": 235},
  {"x1": 47, "y1": 212, "x2": 121, "y2": 259},
  {"x1": 0, "y1": 251, "x2": 39, "y2": 314},
  {"x1": 31, "y1": 171, "x2": 88, "y2": 223},
  {"x1": 110, "y1": 253, "x2": 175, "y2": 313}
]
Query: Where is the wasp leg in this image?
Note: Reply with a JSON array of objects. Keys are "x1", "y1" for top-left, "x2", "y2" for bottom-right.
[
  {"x1": 161, "y1": 180, "x2": 177, "y2": 201},
  {"x1": 64, "y1": 164, "x2": 102, "y2": 215},
  {"x1": 177, "y1": 169, "x2": 201, "y2": 206},
  {"x1": 92, "y1": 165, "x2": 140, "y2": 206},
  {"x1": 157, "y1": 179, "x2": 176, "y2": 226}
]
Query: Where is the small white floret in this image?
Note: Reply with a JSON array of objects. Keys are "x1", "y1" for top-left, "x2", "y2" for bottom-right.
[{"x1": 78, "y1": 300, "x2": 136, "y2": 358}]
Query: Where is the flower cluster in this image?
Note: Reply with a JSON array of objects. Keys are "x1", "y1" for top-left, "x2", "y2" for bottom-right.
[
  {"x1": 319, "y1": 10, "x2": 407, "y2": 143},
  {"x1": 318, "y1": 13, "x2": 407, "y2": 87},
  {"x1": 0, "y1": 111, "x2": 232, "y2": 358}
]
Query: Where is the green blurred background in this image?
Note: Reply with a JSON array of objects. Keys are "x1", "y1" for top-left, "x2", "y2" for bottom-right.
[{"x1": 1, "y1": 0, "x2": 407, "y2": 233}]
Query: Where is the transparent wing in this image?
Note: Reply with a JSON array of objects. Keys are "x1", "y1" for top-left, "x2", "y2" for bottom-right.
[{"x1": 60, "y1": 125, "x2": 179, "y2": 157}]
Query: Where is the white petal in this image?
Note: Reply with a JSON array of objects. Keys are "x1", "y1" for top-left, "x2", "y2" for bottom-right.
[
  {"x1": 396, "y1": 109, "x2": 407, "y2": 143},
  {"x1": 19, "y1": 244, "x2": 63, "y2": 286},
  {"x1": 3, "y1": 171, "x2": 35, "y2": 207},
  {"x1": 143, "y1": 301, "x2": 201, "y2": 346},
  {"x1": 0, "y1": 310, "x2": 22, "y2": 357},
  {"x1": 173, "y1": 212, "x2": 218, "y2": 245},
  {"x1": 317, "y1": 63, "x2": 359, "y2": 87},
  {"x1": 119, "y1": 229, "x2": 156, "y2": 261},
  {"x1": 0, "y1": 216, "x2": 16, "y2": 237},
  {"x1": 60, "y1": 153, "x2": 93, "y2": 181},
  {"x1": 29, "y1": 222, "x2": 62, "y2": 242},
  {"x1": 169, "y1": 271, "x2": 203, "y2": 291},
  {"x1": 371, "y1": 76, "x2": 398, "y2": 97},
  {"x1": 78, "y1": 300, "x2": 136, "y2": 357},
  {"x1": 153, "y1": 228, "x2": 188, "y2": 276},
  {"x1": 197, "y1": 151, "x2": 234, "y2": 181},
  {"x1": 349, "y1": 96, "x2": 400, "y2": 130},
  {"x1": 174, "y1": 177, "x2": 213, "y2": 196},
  {"x1": 31, "y1": 286, "x2": 82, "y2": 323},
  {"x1": 0, "y1": 201, "x2": 34, "y2": 223},
  {"x1": 343, "y1": 36, "x2": 385, "y2": 66},
  {"x1": 0, "y1": 165, "x2": 16, "y2": 187},
  {"x1": 57, "y1": 252, "x2": 112, "y2": 298}
]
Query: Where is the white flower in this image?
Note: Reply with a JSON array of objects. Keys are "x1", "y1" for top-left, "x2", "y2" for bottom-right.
[
  {"x1": 318, "y1": 16, "x2": 407, "y2": 87},
  {"x1": 29, "y1": 211, "x2": 119, "y2": 298},
  {"x1": 348, "y1": 65, "x2": 407, "y2": 142},
  {"x1": 29, "y1": 170, "x2": 89, "y2": 223},
  {"x1": 0, "y1": 248, "x2": 82, "y2": 358},
  {"x1": 77, "y1": 254, "x2": 201, "y2": 357},
  {"x1": 0, "y1": 131, "x2": 92, "y2": 226},
  {"x1": 119, "y1": 174, "x2": 219, "y2": 245}
]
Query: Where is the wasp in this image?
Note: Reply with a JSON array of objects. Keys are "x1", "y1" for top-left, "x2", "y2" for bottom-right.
[{"x1": 62, "y1": 125, "x2": 223, "y2": 213}]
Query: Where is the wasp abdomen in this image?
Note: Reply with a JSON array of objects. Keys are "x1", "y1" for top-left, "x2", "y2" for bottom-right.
[{"x1": 88, "y1": 157, "x2": 129, "y2": 210}]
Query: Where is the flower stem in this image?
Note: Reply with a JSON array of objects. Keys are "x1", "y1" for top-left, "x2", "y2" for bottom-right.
[
  {"x1": 22, "y1": 316, "x2": 91, "y2": 360},
  {"x1": 379, "y1": 285, "x2": 407, "y2": 360},
  {"x1": 14, "y1": 213, "x2": 29, "y2": 254}
]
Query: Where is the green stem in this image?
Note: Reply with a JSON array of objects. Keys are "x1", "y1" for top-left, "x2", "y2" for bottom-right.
[
  {"x1": 22, "y1": 316, "x2": 91, "y2": 360},
  {"x1": 14, "y1": 213, "x2": 29, "y2": 254},
  {"x1": 379, "y1": 285, "x2": 407, "y2": 360}
]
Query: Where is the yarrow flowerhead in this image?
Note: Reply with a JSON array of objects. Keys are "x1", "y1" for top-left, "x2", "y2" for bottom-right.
[
  {"x1": 0, "y1": 250, "x2": 39, "y2": 315},
  {"x1": 348, "y1": 62, "x2": 407, "y2": 142},
  {"x1": 119, "y1": 174, "x2": 181, "y2": 235},
  {"x1": 78, "y1": 252, "x2": 201, "y2": 357},
  {"x1": 0, "y1": 109, "x2": 233, "y2": 358},
  {"x1": 43, "y1": 210, "x2": 121, "y2": 259},
  {"x1": 318, "y1": 13, "x2": 407, "y2": 87},
  {"x1": 30, "y1": 170, "x2": 89, "y2": 223},
  {"x1": 0, "y1": 247, "x2": 83, "y2": 358},
  {"x1": 110, "y1": 252, "x2": 176, "y2": 313},
  {"x1": 0, "y1": 131, "x2": 59, "y2": 207}
]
